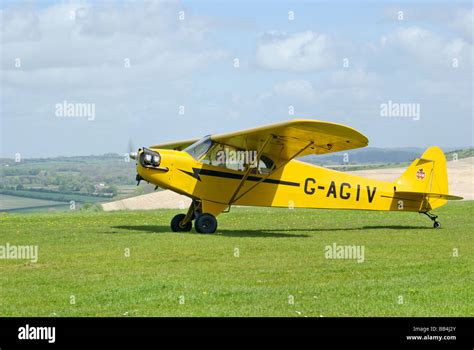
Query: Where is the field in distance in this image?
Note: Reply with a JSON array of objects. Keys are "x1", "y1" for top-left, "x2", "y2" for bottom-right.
[{"x1": 0, "y1": 194, "x2": 67, "y2": 212}]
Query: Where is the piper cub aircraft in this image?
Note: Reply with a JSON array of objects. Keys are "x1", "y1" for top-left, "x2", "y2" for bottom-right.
[{"x1": 130, "y1": 119, "x2": 462, "y2": 233}]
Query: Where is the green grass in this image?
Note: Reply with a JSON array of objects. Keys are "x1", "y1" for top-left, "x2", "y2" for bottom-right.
[{"x1": 0, "y1": 201, "x2": 472, "y2": 317}]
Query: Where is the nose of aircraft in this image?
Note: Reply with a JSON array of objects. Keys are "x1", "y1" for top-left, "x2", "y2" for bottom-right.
[
  {"x1": 133, "y1": 147, "x2": 163, "y2": 168},
  {"x1": 129, "y1": 149, "x2": 160, "y2": 164},
  {"x1": 129, "y1": 151, "x2": 138, "y2": 160}
]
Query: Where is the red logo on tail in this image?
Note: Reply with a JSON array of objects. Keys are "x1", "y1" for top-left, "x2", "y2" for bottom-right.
[{"x1": 416, "y1": 168, "x2": 425, "y2": 180}]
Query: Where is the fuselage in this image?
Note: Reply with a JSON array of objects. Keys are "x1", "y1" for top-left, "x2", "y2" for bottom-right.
[{"x1": 136, "y1": 149, "x2": 423, "y2": 213}]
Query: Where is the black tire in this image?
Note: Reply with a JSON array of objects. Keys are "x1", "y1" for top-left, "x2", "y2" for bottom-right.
[
  {"x1": 195, "y1": 213, "x2": 217, "y2": 234},
  {"x1": 171, "y1": 214, "x2": 192, "y2": 232},
  {"x1": 433, "y1": 221, "x2": 441, "y2": 229}
]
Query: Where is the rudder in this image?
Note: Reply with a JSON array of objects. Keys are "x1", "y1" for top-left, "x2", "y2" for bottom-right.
[{"x1": 394, "y1": 146, "x2": 449, "y2": 210}]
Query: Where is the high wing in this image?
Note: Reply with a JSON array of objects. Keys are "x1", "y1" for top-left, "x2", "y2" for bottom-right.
[
  {"x1": 210, "y1": 119, "x2": 368, "y2": 161},
  {"x1": 150, "y1": 138, "x2": 200, "y2": 151}
]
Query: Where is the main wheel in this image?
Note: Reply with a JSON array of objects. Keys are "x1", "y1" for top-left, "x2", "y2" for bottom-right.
[
  {"x1": 195, "y1": 213, "x2": 217, "y2": 234},
  {"x1": 171, "y1": 214, "x2": 192, "y2": 232},
  {"x1": 433, "y1": 221, "x2": 441, "y2": 229}
]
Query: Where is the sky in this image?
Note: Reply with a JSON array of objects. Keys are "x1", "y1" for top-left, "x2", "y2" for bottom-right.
[{"x1": 0, "y1": 0, "x2": 473, "y2": 158}]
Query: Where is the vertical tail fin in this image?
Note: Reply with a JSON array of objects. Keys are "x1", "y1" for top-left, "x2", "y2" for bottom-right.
[
  {"x1": 395, "y1": 146, "x2": 448, "y2": 194},
  {"x1": 394, "y1": 146, "x2": 451, "y2": 210}
]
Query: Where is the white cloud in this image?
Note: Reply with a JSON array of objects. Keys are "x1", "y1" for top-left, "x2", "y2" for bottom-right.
[
  {"x1": 260, "y1": 69, "x2": 381, "y2": 118},
  {"x1": 381, "y1": 26, "x2": 471, "y2": 68},
  {"x1": 256, "y1": 31, "x2": 335, "y2": 72},
  {"x1": 328, "y1": 69, "x2": 378, "y2": 88},
  {"x1": 1, "y1": 1, "x2": 227, "y2": 85},
  {"x1": 273, "y1": 79, "x2": 316, "y2": 102},
  {"x1": 0, "y1": 6, "x2": 41, "y2": 42},
  {"x1": 0, "y1": 1, "x2": 229, "y2": 157},
  {"x1": 452, "y1": 8, "x2": 473, "y2": 42}
]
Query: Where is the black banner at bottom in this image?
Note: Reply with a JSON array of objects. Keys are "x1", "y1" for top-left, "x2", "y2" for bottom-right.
[{"x1": 0, "y1": 317, "x2": 471, "y2": 347}]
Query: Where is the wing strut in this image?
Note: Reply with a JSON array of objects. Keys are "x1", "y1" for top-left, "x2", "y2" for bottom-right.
[
  {"x1": 229, "y1": 140, "x2": 314, "y2": 206},
  {"x1": 226, "y1": 134, "x2": 273, "y2": 206}
]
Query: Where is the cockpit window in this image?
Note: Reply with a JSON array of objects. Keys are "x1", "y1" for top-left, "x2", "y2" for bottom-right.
[
  {"x1": 201, "y1": 143, "x2": 275, "y2": 174},
  {"x1": 183, "y1": 136, "x2": 213, "y2": 160},
  {"x1": 201, "y1": 143, "x2": 246, "y2": 171},
  {"x1": 258, "y1": 155, "x2": 274, "y2": 174},
  {"x1": 185, "y1": 137, "x2": 275, "y2": 174}
]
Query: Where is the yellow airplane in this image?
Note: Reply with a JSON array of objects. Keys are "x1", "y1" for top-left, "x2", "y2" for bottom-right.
[{"x1": 130, "y1": 119, "x2": 462, "y2": 233}]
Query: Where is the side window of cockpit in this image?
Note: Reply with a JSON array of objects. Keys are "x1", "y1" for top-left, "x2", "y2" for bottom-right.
[
  {"x1": 248, "y1": 155, "x2": 274, "y2": 174},
  {"x1": 203, "y1": 145, "x2": 274, "y2": 174},
  {"x1": 222, "y1": 148, "x2": 246, "y2": 171},
  {"x1": 216, "y1": 145, "x2": 246, "y2": 171},
  {"x1": 201, "y1": 144, "x2": 224, "y2": 166},
  {"x1": 258, "y1": 155, "x2": 274, "y2": 174},
  {"x1": 202, "y1": 144, "x2": 247, "y2": 171}
]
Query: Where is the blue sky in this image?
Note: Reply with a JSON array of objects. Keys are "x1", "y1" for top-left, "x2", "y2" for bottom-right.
[{"x1": 0, "y1": 0, "x2": 472, "y2": 157}]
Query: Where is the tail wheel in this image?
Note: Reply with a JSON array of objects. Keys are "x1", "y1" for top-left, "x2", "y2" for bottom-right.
[
  {"x1": 171, "y1": 214, "x2": 192, "y2": 232},
  {"x1": 421, "y1": 212, "x2": 441, "y2": 229},
  {"x1": 195, "y1": 213, "x2": 217, "y2": 234}
]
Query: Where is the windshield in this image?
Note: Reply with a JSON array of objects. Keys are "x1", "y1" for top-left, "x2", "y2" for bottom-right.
[{"x1": 183, "y1": 136, "x2": 213, "y2": 160}]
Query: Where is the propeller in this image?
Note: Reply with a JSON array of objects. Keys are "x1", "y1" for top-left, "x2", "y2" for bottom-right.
[
  {"x1": 125, "y1": 138, "x2": 141, "y2": 185},
  {"x1": 127, "y1": 138, "x2": 138, "y2": 160}
]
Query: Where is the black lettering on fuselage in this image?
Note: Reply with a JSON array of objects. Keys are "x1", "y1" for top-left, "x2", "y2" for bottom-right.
[
  {"x1": 327, "y1": 181, "x2": 337, "y2": 198},
  {"x1": 340, "y1": 183, "x2": 351, "y2": 200},
  {"x1": 367, "y1": 186, "x2": 377, "y2": 203},
  {"x1": 304, "y1": 178, "x2": 316, "y2": 195},
  {"x1": 303, "y1": 178, "x2": 376, "y2": 204}
]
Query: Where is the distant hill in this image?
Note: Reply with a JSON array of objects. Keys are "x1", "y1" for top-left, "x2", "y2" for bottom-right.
[
  {"x1": 301, "y1": 147, "x2": 473, "y2": 165},
  {"x1": 445, "y1": 148, "x2": 474, "y2": 160},
  {"x1": 0, "y1": 154, "x2": 140, "y2": 210}
]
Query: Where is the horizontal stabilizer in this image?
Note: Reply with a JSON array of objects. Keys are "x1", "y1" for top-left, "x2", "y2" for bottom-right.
[{"x1": 395, "y1": 191, "x2": 463, "y2": 201}]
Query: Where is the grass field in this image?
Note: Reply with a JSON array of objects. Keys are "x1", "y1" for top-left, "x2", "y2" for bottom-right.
[
  {"x1": 0, "y1": 201, "x2": 472, "y2": 317},
  {"x1": 0, "y1": 194, "x2": 65, "y2": 211}
]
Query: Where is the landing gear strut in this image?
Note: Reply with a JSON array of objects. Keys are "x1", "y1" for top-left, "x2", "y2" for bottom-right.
[
  {"x1": 170, "y1": 200, "x2": 218, "y2": 234},
  {"x1": 421, "y1": 212, "x2": 441, "y2": 229}
]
